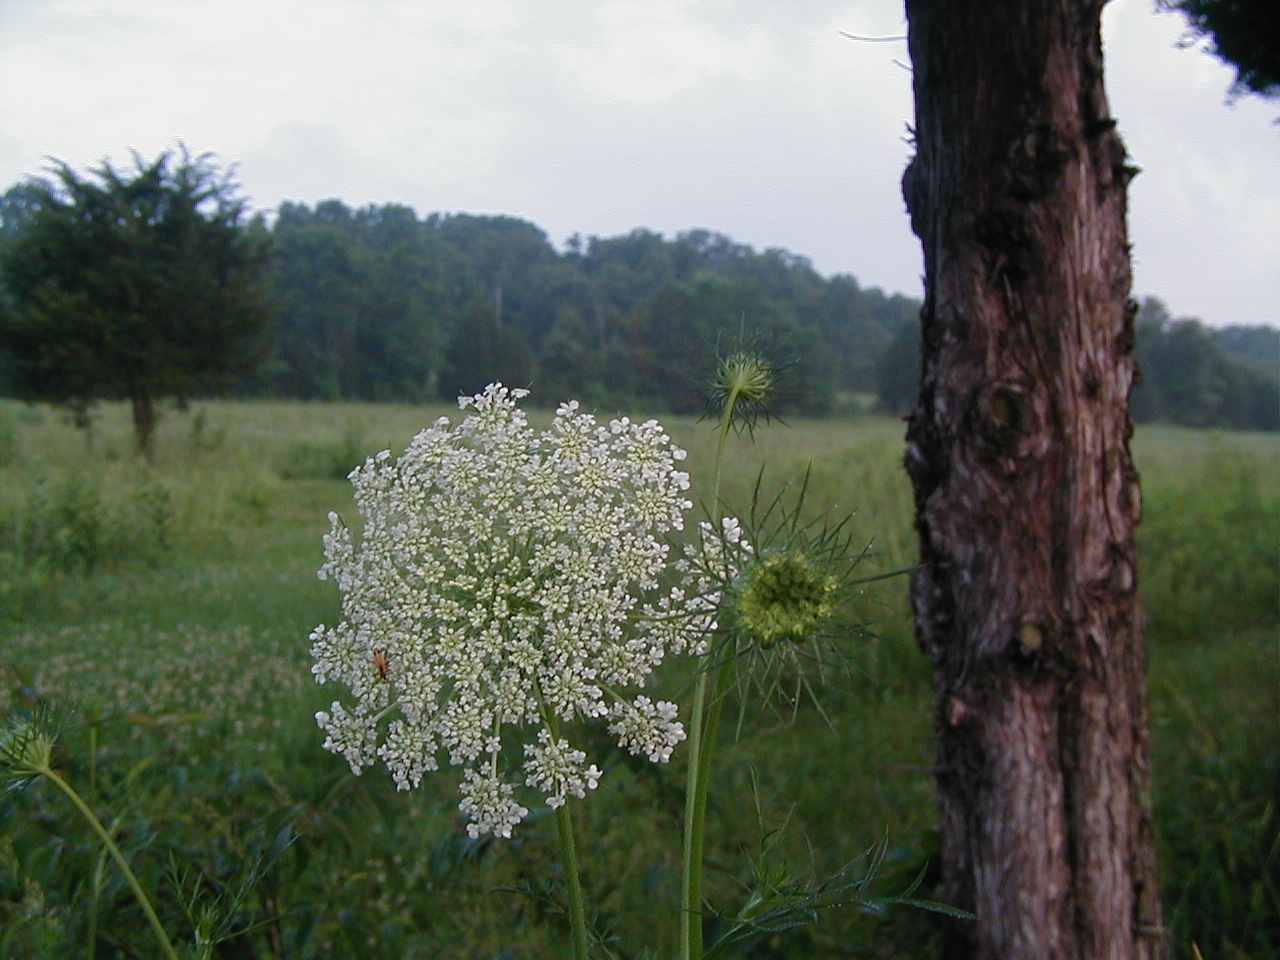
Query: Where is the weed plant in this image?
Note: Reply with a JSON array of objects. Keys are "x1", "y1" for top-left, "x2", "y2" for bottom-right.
[{"x1": 0, "y1": 399, "x2": 1275, "y2": 957}]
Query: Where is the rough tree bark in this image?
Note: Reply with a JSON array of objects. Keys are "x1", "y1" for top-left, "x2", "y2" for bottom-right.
[{"x1": 900, "y1": 2, "x2": 1165, "y2": 958}]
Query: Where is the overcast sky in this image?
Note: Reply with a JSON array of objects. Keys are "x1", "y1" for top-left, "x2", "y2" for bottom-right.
[{"x1": 2, "y1": 0, "x2": 1275, "y2": 328}]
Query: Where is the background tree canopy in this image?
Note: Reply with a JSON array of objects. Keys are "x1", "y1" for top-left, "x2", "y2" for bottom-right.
[
  {"x1": 0, "y1": 149, "x2": 272, "y2": 454},
  {"x1": 1158, "y1": 0, "x2": 1280, "y2": 100},
  {"x1": 0, "y1": 188, "x2": 1274, "y2": 431},
  {"x1": 231, "y1": 200, "x2": 921, "y2": 417}
]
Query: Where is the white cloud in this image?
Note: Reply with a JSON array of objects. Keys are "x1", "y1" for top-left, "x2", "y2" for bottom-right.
[
  {"x1": 0, "y1": 0, "x2": 1273, "y2": 326},
  {"x1": 1103, "y1": 0, "x2": 1277, "y2": 327}
]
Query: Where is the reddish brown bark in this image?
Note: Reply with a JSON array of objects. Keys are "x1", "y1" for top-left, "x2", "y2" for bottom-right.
[{"x1": 900, "y1": 2, "x2": 1164, "y2": 957}]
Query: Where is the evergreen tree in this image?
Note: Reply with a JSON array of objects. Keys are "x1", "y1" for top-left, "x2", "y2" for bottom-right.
[{"x1": 0, "y1": 148, "x2": 272, "y2": 455}]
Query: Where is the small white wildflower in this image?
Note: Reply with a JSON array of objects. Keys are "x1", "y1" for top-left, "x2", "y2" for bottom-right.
[
  {"x1": 315, "y1": 701, "x2": 378, "y2": 776},
  {"x1": 458, "y1": 769, "x2": 529, "y2": 839},
  {"x1": 722, "y1": 516, "x2": 743, "y2": 545},
  {"x1": 523, "y1": 730, "x2": 602, "y2": 809},
  {"x1": 607, "y1": 696, "x2": 687, "y2": 763},
  {"x1": 310, "y1": 384, "x2": 710, "y2": 837},
  {"x1": 377, "y1": 719, "x2": 440, "y2": 791}
]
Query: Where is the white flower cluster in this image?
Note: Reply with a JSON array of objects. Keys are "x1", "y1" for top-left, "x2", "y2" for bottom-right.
[
  {"x1": 675, "y1": 515, "x2": 755, "y2": 605},
  {"x1": 523, "y1": 730, "x2": 602, "y2": 809},
  {"x1": 310, "y1": 384, "x2": 717, "y2": 838},
  {"x1": 607, "y1": 696, "x2": 686, "y2": 763}
]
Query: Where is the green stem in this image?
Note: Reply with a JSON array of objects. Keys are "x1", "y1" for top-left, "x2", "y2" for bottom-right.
[
  {"x1": 682, "y1": 396, "x2": 738, "y2": 960},
  {"x1": 711, "y1": 400, "x2": 733, "y2": 521},
  {"x1": 684, "y1": 657, "x2": 737, "y2": 960},
  {"x1": 88, "y1": 723, "x2": 97, "y2": 798},
  {"x1": 87, "y1": 873, "x2": 97, "y2": 960},
  {"x1": 41, "y1": 766, "x2": 180, "y2": 960},
  {"x1": 543, "y1": 709, "x2": 590, "y2": 960},
  {"x1": 555, "y1": 802, "x2": 591, "y2": 960},
  {"x1": 680, "y1": 668, "x2": 710, "y2": 960}
]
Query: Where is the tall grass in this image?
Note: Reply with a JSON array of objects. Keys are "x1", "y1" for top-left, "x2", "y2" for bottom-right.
[{"x1": 0, "y1": 398, "x2": 1276, "y2": 958}]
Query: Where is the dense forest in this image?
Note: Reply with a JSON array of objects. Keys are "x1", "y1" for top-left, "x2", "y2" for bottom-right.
[
  {"x1": 1, "y1": 189, "x2": 1276, "y2": 429},
  {"x1": 237, "y1": 199, "x2": 919, "y2": 416}
]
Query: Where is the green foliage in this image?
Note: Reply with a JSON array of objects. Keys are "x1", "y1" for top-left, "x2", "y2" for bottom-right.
[
  {"x1": 188, "y1": 407, "x2": 228, "y2": 454},
  {"x1": 0, "y1": 148, "x2": 273, "y2": 455},
  {"x1": 23, "y1": 473, "x2": 112, "y2": 573},
  {"x1": 262, "y1": 201, "x2": 446, "y2": 402},
  {"x1": 0, "y1": 402, "x2": 1275, "y2": 957},
  {"x1": 875, "y1": 321, "x2": 921, "y2": 415},
  {"x1": 1139, "y1": 446, "x2": 1279, "y2": 643},
  {"x1": 1215, "y1": 324, "x2": 1280, "y2": 385},
  {"x1": 0, "y1": 467, "x2": 176, "y2": 620},
  {"x1": 1158, "y1": 0, "x2": 1280, "y2": 101},
  {"x1": 6, "y1": 473, "x2": 174, "y2": 574},
  {"x1": 278, "y1": 421, "x2": 368, "y2": 481},
  {"x1": 4, "y1": 177, "x2": 1271, "y2": 433},
  {"x1": 1134, "y1": 297, "x2": 1280, "y2": 432},
  {"x1": 0, "y1": 693, "x2": 300, "y2": 959},
  {"x1": 539, "y1": 307, "x2": 606, "y2": 407},
  {"x1": 0, "y1": 406, "x2": 17, "y2": 467},
  {"x1": 1150, "y1": 635, "x2": 1280, "y2": 958},
  {"x1": 437, "y1": 302, "x2": 535, "y2": 400},
  {"x1": 218, "y1": 201, "x2": 918, "y2": 416}
]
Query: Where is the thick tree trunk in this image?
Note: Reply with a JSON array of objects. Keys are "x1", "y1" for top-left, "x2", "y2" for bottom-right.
[
  {"x1": 900, "y1": 2, "x2": 1164, "y2": 958},
  {"x1": 130, "y1": 387, "x2": 157, "y2": 460}
]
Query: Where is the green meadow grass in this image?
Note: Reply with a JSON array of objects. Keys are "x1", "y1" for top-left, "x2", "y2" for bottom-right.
[{"x1": 1, "y1": 399, "x2": 1276, "y2": 958}]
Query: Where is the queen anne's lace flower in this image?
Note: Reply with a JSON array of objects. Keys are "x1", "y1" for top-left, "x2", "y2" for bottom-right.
[
  {"x1": 672, "y1": 517, "x2": 755, "y2": 631},
  {"x1": 523, "y1": 730, "x2": 602, "y2": 809},
  {"x1": 607, "y1": 696, "x2": 687, "y2": 763},
  {"x1": 310, "y1": 384, "x2": 715, "y2": 837}
]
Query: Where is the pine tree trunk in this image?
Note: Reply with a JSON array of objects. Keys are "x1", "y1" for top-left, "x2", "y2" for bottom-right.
[{"x1": 900, "y1": 2, "x2": 1165, "y2": 957}]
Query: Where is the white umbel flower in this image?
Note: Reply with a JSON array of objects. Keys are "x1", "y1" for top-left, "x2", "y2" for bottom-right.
[
  {"x1": 523, "y1": 730, "x2": 602, "y2": 809},
  {"x1": 607, "y1": 696, "x2": 687, "y2": 763},
  {"x1": 310, "y1": 384, "x2": 715, "y2": 837}
]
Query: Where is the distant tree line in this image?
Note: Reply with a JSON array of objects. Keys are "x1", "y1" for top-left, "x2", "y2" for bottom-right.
[
  {"x1": 875, "y1": 297, "x2": 1278, "y2": 431},
  {"x1": 1131, "y1": 298, "x2": 1279, "y2": 430},
  {"x1": 230, "y1": 199, "x2": 919, "y2": 416},
  {"x1": 1, "y1": 171, "x2": 1275, "y2": 431}
]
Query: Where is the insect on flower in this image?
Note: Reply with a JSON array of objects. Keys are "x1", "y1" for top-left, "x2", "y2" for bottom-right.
[{"x1": 372, "y1": 648, "x2": 390, "y2": 681}]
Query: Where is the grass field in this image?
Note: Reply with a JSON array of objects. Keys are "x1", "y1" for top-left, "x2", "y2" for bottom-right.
[{"x1": 1, "y1": 398, "x2": 1276, "y2": 958}]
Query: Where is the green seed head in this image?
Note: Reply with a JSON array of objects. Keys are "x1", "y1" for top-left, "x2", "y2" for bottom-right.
[
  {"x1": 709, "y1": 351, "x2": 776, "y2": 436},
  {"x1": 738, "y1": 552, "x2": 837, "y2": 649},
  {"x1": 717, "y1": 352, "x2": 773, "y2": 406},
  {"x1": 0, "y1": 713, "x2": 56, "y2": 784}
]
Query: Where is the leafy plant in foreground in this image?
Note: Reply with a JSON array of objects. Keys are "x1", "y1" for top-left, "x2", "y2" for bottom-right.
[
  {"x1": 310, "y1": 384, "x2": 715, "y2": 957},
  {"x1": 309, "y1": 372, "x2": 963, "y2": 957},
  {"x1": 1, "y1": 704, "x2": 180, "y2": 959}
]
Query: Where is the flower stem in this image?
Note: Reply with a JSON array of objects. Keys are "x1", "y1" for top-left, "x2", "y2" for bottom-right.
[
  {"x1": 682, "y1": 396, "x2": 739, "y2": 960},
  {"x1": 681, "y1": 668, "x2": 709, "y2": 960},
  {"x1": 711, "y1": 399, "x2": 734, "y2": 520},
  {"x1": 40, "y1": 766, "x2": 180, "y2": 960},
  {"x1": 556, "y1": 800, "x2": 591, "y2": 960},
  {"x1": 544, "y1": 709, "x2": 590, "y2": 960},
  {"x1": 681, "y1": 653, "x2": 735, "y2": 960}
]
